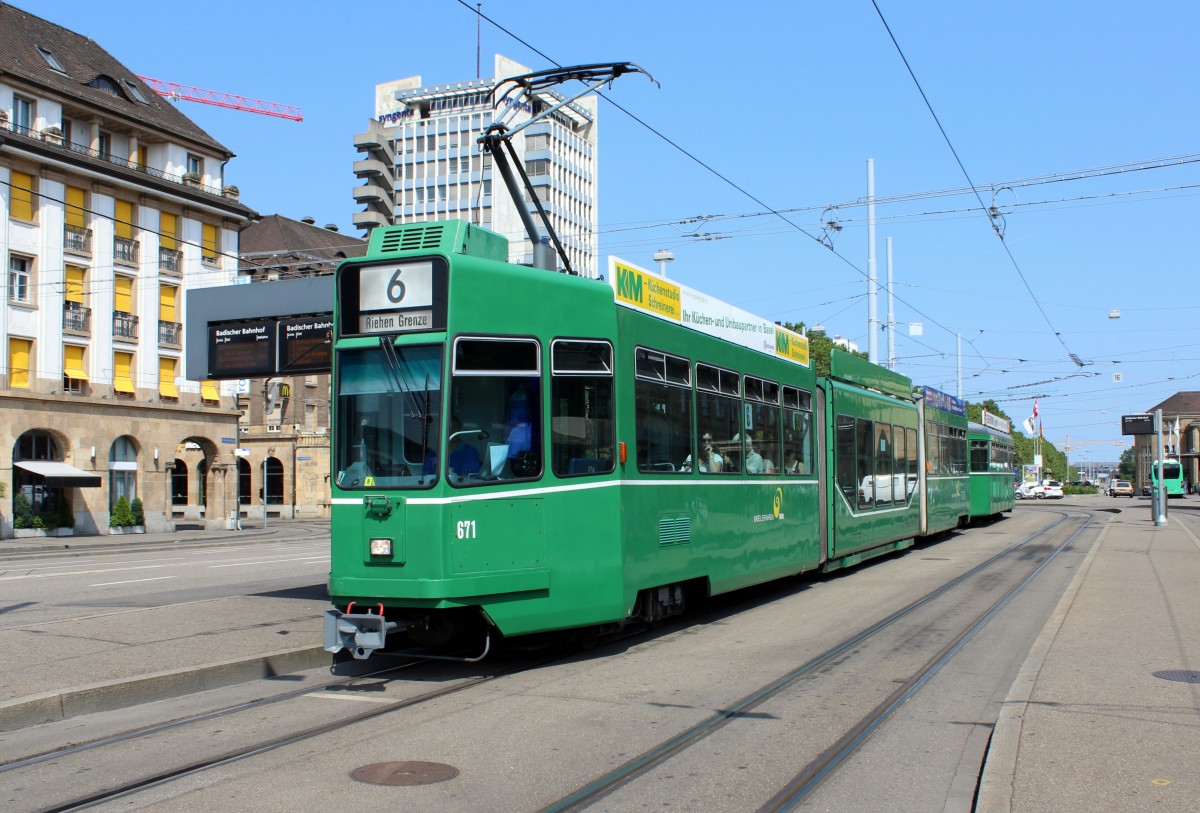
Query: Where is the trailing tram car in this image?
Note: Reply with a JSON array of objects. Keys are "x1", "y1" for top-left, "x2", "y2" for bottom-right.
[
  {"x1": 322, "y1": 220, "x2": 997, "y2": 661},
  {"x1": 1151, "y1": 458, "x2": 1186, "y2": 498},
  {"x1": 967, "y1": 418, "x2": 1016, "y2": 519}
]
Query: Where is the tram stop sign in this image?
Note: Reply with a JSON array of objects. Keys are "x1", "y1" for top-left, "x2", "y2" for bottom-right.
[{"x1": 1121, "y1": 414, "x2": 1157, "y2": 435}]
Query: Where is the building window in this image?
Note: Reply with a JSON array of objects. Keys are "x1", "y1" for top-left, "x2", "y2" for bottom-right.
[
  {"x1": 158, "y1": 357, "x2": 179, "y2": 400},
  {"x1": 113, "y1": 351, "x2": 135, "y2": 396},
  {"x1": 97, "y1": 131, "x2": 111, "y2": 159},
  {"x1": 8, "y1": 338, "x2": 31, "y2": 389},
  {"x1": 186, "y1": 153, "x2": 202, "y2": 177},
  {"x1": 9, "y1": 171, "x2": 35, "y2": 221},
  {"x1": 109, "y1": 436, "x2": 138, "y2": 510},
  {"x1": 37, "y1": 45, "x2": 65, "y2": 73},
  {"x1": 63, "y1": 344, "x2": 88, "y2": 394},
  {"x1": 8, "y1": 255, "x2": 32, "y2": 303},
  {"x1": 13, "y1": 96, "x2": 34, "y2": 133},
  {"x1": 201, "y1": 223, "x2": 218, "y2": 265}
]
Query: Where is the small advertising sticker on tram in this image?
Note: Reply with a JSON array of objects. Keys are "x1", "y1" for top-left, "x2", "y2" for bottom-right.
[{"x1": 358, "y1": 261, "x2": 434, "y2": 333}]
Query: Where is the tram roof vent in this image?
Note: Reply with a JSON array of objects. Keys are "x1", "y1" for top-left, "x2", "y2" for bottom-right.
[{"x1": 367, "y1": 219, "x2": 508, "y2": 262}]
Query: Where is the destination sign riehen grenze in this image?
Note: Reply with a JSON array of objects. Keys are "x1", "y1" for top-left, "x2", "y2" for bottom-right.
[{"x1": 358, "y1": 261, "x2": 435, "y2": 334}]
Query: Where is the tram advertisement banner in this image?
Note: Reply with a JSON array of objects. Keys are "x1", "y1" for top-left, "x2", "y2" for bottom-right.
[{"x1": 608, "y1": 256, "x2": 809, "y2": 368}]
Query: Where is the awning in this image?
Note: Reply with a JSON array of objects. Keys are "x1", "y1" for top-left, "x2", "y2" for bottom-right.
[{"x1": 15, "y1": 460, "x2": 102, "y2": 487}]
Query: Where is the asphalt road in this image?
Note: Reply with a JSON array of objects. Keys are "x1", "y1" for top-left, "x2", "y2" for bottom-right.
[{"x1": 0, "y1": 532, "x2": 331, "y2": 704}]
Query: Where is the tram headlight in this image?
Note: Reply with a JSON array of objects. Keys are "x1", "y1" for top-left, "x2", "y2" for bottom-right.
[{"x1": 369, "y1": 537, "x2": 393, "y2": 556}]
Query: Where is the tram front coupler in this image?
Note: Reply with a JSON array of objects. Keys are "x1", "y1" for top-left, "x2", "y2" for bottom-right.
[{"x1": 324, "y1": 605, "x2": 408, "y2": 660}]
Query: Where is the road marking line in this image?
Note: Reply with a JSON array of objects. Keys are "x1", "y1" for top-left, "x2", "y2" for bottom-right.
[
  {"x1": 0, "y1": 564, "x2": 165, "y2": 582},
  {"x1": 207, "y1": 556, "x2": 330, "y2": 568},
  {"x1": 91, "y1": 576, "x2": 177, "y2": 587}
]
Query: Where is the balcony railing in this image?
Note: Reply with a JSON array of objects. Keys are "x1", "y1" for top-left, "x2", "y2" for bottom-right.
[
  {"x1": 2, "y1": 119, "x2": 228, "y2": 196},
  {"x1": 114, "y1": 237, "x2": 139, "y2": 265},
  {"x1": 64, "y1": 224, "x2": 92, "y2": 254},
  {"x1": 158, "y1": 320, "x2": 182, "y2": 345},
  {"x1": 159, "y1": 246, "x2": 182, "y2": 274},
  {"x1": 113, "y1": 312, "x2": 139, "y2": 340},
  {"x1": 63, "y1": 303, "x2": 91, "y2": 333}
]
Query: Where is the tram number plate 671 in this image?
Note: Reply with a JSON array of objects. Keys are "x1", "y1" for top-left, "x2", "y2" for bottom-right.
[{"x1": 456, "y1": 520, "x2": 477, "y2": 539}]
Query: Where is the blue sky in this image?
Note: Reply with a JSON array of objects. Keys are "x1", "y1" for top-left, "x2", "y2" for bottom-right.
[{"x1": 24, "y1": 0, "x2": 1200, "y2": 461}]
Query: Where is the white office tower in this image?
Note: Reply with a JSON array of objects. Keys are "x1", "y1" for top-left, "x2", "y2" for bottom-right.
[{"x1": 353, "y1": 55, "x2": 599, "y2": 278}]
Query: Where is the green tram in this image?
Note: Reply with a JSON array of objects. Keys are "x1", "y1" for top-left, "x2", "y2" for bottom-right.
[
  {"x1": 323, "y1": 220, "x2": 984, "y2": 660},
  {"x1": 916, "y1": 386, "x2": 970, "y2": 534},
  {"x1": 967, "y1": 418, "x2": 1016, "y2": 519}
]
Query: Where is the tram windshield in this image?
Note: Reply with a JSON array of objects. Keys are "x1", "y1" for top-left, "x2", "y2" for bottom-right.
[{"x1": 335, "y1": 343, "x2": 442, "y2": 489}]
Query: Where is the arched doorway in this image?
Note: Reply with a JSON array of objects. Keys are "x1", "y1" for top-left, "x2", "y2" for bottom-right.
[
  {"x1": 264, "y1": 457, "x2": 284, "y2": 505},
  {"x1": 170, "y1": 460, "x2": 189, "y2": 505},
  {"x1": 12, "y1": 429, "x2": 100, "y2": 529}
]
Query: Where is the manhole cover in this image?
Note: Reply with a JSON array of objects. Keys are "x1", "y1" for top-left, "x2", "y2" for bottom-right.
[
  {"x1": 1152, "y1": 670, "x2": 1200, "y2": 684},
  {"x1": 350, "y1": 761, "x2": 460, "y2": 786}
]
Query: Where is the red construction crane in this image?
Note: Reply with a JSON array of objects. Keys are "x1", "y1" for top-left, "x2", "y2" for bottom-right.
[{"x1": 136, "y1": 76, "x2": 303, "y2": 122}]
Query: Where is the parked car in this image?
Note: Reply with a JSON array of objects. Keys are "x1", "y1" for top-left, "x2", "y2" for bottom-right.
[
  {"x1": 1040, "y1": 480, "x2": 1064, "y2": 499},
  {"x1": 1110, "y1": 480, "x2": 1134, "y2": 497}
]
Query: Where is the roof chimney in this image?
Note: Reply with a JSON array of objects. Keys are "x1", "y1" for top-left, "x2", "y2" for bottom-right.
[{"x1": 300, "y1": 216, "x2": 316, "y2": 225}]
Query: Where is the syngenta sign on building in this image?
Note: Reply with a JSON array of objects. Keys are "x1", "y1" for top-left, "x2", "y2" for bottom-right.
[{"x1": 609, "y1": 257, "x2": 809, "y2": 368}]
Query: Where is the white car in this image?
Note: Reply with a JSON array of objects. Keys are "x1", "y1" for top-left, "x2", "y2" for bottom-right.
[
  {"x1": 1040, "y1": 481, "x2": 1064, "y2": 499},
  {"x1": 1015, "y1": 482, "x2": 1042, "y2": 500}
]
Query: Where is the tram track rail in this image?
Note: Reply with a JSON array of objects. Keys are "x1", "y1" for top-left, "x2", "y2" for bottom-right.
[
  {"x1": 540, "y1": 509, "x2": 1094, "y2": 812},
  {"x1": 3, "y1": 510, "x2": 1093, "y2": 813}
]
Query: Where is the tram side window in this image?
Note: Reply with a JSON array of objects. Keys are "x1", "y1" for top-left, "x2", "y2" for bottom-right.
[
  {"x1": 874, "y1": 423, "x2": 892, "y2": 506},
  {"x1": 856, "y1": 418, "x2": 874, "y2": 508},
  {"x1": 970, "y1": 439, "x2": 989, "y2": 473},
  {"x1": 952, "y1": 427, "x2": 967, "y2": 475},
  {"x1": 925, "y1": 424, "x2": 940, "y2": 475},
  {"x1": 551, "y1": 340, "x2": 615, "y2": 477},
  {"x1": 695, "y1": 363, "x2": 741, "y2": 474},
  {"x1": 836, "y1": 415, "x2": 856, "y2": 501},
  {"x1": 744, "y1": 377, "x2": 780, "y2": 474},
  {"x1": 783, "y1": 386, "x2": 814, "y2": 476},
  {"x1": 635, "y1": 347, "x2": 691, "y2": 473},
  {"x1": 450, "y1": 337, "x2": 542, "y2": 483},
  {"x1": 906, "y1": 427, "x2": 918, "y2": 494},
  {"x1": 893, "y1": 425, "x2": 908, "y2": 503}
]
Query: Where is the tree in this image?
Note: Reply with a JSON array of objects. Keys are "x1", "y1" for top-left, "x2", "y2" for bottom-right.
[
  {"x1": 110, "y1": 495, "x2": 135, "y2": 528},
  {"x1": 1118, "y1": 447, "x2": 1136, "y2": 479}
]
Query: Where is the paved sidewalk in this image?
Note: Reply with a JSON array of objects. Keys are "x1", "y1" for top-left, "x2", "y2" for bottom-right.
[
  {"x1": 979, "y1": 502, "x2": 1200, "y2": 812},
  {"x1": 0, "y1": 517, "x2": 328, "y2": 559}
]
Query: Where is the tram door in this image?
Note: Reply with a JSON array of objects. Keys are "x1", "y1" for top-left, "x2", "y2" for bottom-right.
[{"x1": 814, "y1": 387, "x2": 828, "y2": 565}]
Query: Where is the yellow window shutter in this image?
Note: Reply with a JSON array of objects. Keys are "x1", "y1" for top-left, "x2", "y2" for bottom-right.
[
  {"x1": 114, "y1": 277, "x2": 133, "y2": 312},
  {"x1": 159, "y1": 284, "x2": 177, "y2": 322},
  {"x1": 113, "y1": 351, "x2": 135, "y2": 394},
  {"x1": 136, "y1": 145, "x2": 148, "y2": 168},
  {"x1": 10, "y1": 171, "x2": 34, "y2": 221},
  {"x1": 9, "y1": 338, "x2": 31, "y2": 389},
  {"x1": 202, "y1": 223, "x2": 217, "y2": 261},
  {"x1": 201, "y1": 380, "x2": 220, "y2": 402},
  {"x1": 115, "y1": 199, "x2": 133, "y2": 239},
  {"x1": 160, "y1": 212, "x2": 177, "y2": 251},
  {"x1": 65, "y1": 266, "x2": 85, "y2": 304},
  {"x1": 65, "y1": 186, "x2": 86, "y2": 229},
  {"x1": 158, "y1": 357, "x2": 179, "y2": 398},
  {"x1": 64, "y1": 344, "x2": 88, "y2": 380}
]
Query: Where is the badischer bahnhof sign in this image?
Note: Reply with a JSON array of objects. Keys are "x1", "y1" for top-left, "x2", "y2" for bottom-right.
[
  {"x1": 1121, "y1": 413, "x2": 1157, "y2": 435},
  {"x1": 206, "y1": 316, "x2": 333, "y2": 379},
  {"x1": 279, "y1": 317, "x2": 333, "y2": 373},
  {"x1": 208, "y1": 321, "x2": 277, "y2": 378}
]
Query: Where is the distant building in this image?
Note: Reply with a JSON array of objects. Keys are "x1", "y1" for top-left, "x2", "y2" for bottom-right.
[
  {"x1": 0, "y1": 4, "x2": 257, "y2": 536},
  {"x1": 352, "y1": 54, "x2": 599, "y2": 277},
  {"x1": 233, "y1": 214, "x2": 365, "y2": 519},
  {"x1": 1135, "y1": 392, "x2": 1200, "y2": 492}
]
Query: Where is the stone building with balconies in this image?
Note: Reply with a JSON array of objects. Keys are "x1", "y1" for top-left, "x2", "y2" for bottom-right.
[{"x1": 0, "y1": 4, "x2": 257, "y2": 536}]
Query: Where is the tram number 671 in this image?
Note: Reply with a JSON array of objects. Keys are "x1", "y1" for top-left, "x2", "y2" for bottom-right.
[{"x1": 456, "y1": 520, "x2": 477, "y2": 539}]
